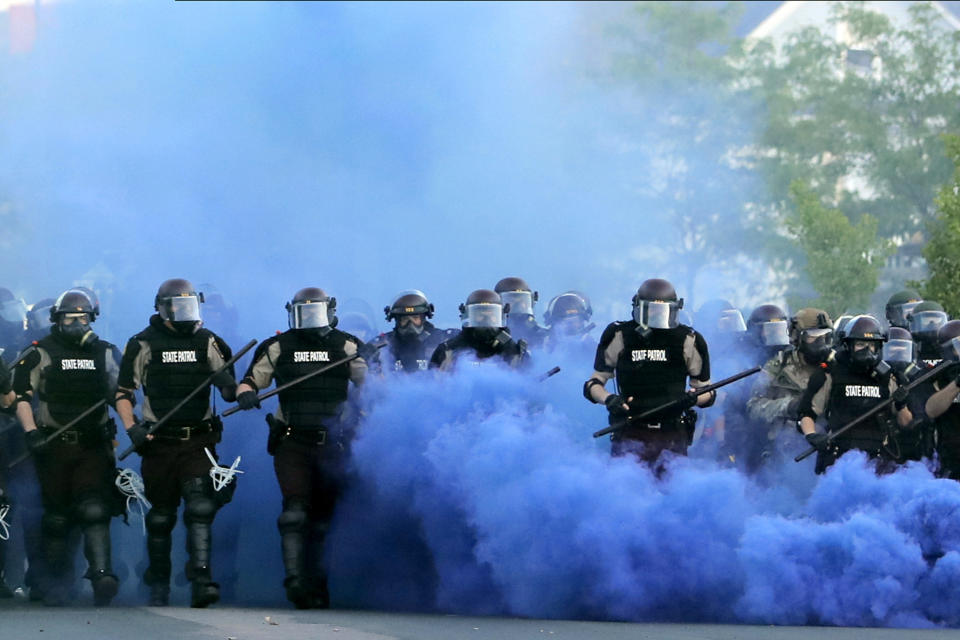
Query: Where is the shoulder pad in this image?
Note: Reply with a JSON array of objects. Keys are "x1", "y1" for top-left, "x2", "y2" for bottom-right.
[{"x1": 15, "y1": 344, "x2": 39, "y2": 366}]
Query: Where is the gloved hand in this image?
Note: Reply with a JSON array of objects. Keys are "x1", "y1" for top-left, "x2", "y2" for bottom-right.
[
  {"x1": 805, "y1": 432, "x2": 830, "y2": 452},
  {"x1": 220, "y1": 383, "x2": 238, "y2": 403},
  {"x1": 126, "y1": 422, "x2": 150, "y2": 452},
  {"x1": 25, "y1": 429, "x2": 46, "y2": 456},
  {"x1": 604, "y1": 394, "x2": 630, "y2": 419},
  {"x1": 892, "y1": 386, "x2": 910, "y2": 411},
  {"x1": 679, "y1": 390, "x2": 700, "y2": 410},
  {"x1": 785, "y1": 397, "x2": 801, "y2": 419},
  {"x1": 236, "y1": 390, "x2": 261, "y2": 411}
]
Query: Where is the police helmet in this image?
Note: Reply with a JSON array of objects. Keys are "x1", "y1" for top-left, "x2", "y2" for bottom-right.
[
  {"x1": 543, "y1": 291, "x2": 592, "y2": 327},
  {"x1": 155, "y1": 279, "x2": 204, "y2": 324},
  {"x1": 886, "y1": 289, "x2": 923, "y2": 329},
  {"x1": 938, "y1": 320, "x2": 960, "y2": 361},
  {"x1": 286, "y1": 287, "x2": 337, "y2": 330},
  {"x1": 747, "y1": 304, "x2": 789, "y2": 347},
  {"x1": 27, "y1": 298, "x2": 55, "y2": 330},
  {"x1": 883, "y1": 326, "x2": 915, "y2": 365},
  {"x1": 495, "y1": 277, "x2": 538, "y2": 318},
  {"x1": 907, "y1": 300, "x2": 948, "y2": 342},
  {"x1": 459, "y1": 289, "x2": 506, "y2": 329},
  {"x1": 384, "y1": 290, "x2": 434, "y2": 321},
  {"x1": 0, "y1": 287, "x2": 27, "y2": 327},
  {"x1": 632, "y1": 278, "x2": 683, "y2": 330}
]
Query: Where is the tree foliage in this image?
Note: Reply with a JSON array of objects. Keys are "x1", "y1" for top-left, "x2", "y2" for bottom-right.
[
  {"x1": 786, "y1": 181, "x2": 892, "y2": 317},
  {"x1": 916, "y1": 134, "x2": 960, "y2": 317},
  {"x1": 738, "y1": 2, "x2": 960, "y2": 237}
]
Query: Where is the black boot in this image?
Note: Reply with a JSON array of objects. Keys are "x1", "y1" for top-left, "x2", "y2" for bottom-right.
[
  {"x1": 186, "y1": 520, "x2": 219, "y2": 608},
  {"x1": 0, "y1": 540, "x2": 12, "y2": 598},
  {"x1": 144, "y1": 509, "x2": 176, "y2": 606},
  {"x1": 41, "y1": 512, "x2": 71, "y2": 607},
  {"x1": 280, "y1": 527, "x2": 312, "y2": 608},
  {"x1": 82, "y1": 522, "x2": 118, "y2": 606}
]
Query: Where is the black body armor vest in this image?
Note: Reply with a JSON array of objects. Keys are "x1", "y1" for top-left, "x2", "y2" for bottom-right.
[
  {"x1": 825, "y1": 356, "x2": 890, "y2": 450},
  {"x1": 139, "y1": 320, "x2": 213, "y2": 427},
  {"x1": 37, "y1": 332, "x2": 110, "y2": 429},
  {"x1": 385, "y1": 322, "x2": 449, "y2": 373},
  {"x1": 614, "y1": 323, "x2": 692, "y2": 417},
  {"x1": 274, "y1": 329, "x2": 352, "y2": 428}
]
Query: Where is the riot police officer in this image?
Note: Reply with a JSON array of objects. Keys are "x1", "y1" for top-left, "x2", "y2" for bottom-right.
[
  {"x1": 922, "y1": 320, "x2": 960, "y2": 478},
  {"x1": 745, "y1": 304, "x2": 791, "y2": 366},
  {"x1": 430, "y1": 289, "x2": 529, "y2": 370},
  {"x1": 542, "y1": 291, "x2": 595, "y2": 352},
  {"x1": 115, "y1": 279, "x2": 238, "y2": 608},
  {"x1": 25, "y1": 298, "x2": 55, "y2": 344},
  {"x1": 379, "y1": 290, "x2": 456, "y2": 373},
  {"x1": 0, "y1": 287, "x2": 28, "y2": 360},
  {"x1": 584, "y1": 278, "x2": 715, "y2": 465},
  {"x1": 233, "y1": 287, "x2": 367, "y2": 609},
  {"x1": 908, "y1": 301, "x2": 948, "y2": 367},
  {"x1": 746, "y1": 308, "x2": 832, "y2": 463},
  {"x1": 798, "y1": 315, "x2": 913, "y2": 474},
  {"x1": 12, "y1": 289, "x2": 122, "y2": 606},
  {"x1": 494, "y1": 277, "x2": 548, "y2": 349},
  {"x1": 0, "y1": 357, "x2": 14, "y2": 598},
  {"x1": 886, "y1": 289, "x2": 923, "y2": 330}
]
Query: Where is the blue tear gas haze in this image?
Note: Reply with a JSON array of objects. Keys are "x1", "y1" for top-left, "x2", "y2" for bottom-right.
[
  {"x1": 323, "y1": 359, "x2": 960, "y2": 627},
  {"x1": 0, "y1": 0, "x2": 778, "y2": 338},
  {"x1": 2, "y1": 1, "x2": 946, "y2": 622}
]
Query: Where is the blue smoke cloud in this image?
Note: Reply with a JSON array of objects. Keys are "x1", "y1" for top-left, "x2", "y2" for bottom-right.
[
  {"x1": 326, "y1": 362, "x2": 960, "y2": 627},
  {"x1": 3, "y1": 2, "x2": 956, "y2": 625}
]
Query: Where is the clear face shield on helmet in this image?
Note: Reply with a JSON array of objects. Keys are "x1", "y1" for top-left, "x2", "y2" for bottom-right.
[
  {"x1": 500, "y1": 291, "x2": 534, "y2": 317},
  {"x1": 909, "y1": 310, "x2": 948, "y2": 337},
  {"x1": 462, "y1": 303, "x2": 503, "y2": 329},
  {"x1": 758, "y1": 320, "x2": 790, "y2": 347},
  {"x1": 633, "y1": 300, "x2": 678, "y2": 330},
  {"x1": 0, "y1": 298, "x2": 27, "y2": 326},
  {"x1": 717, "y1": 309, "x2": 747, "y2": 333},
  {"x1": 883, "y1": 338, "x2": 914, "y2": 364},
  {"x1": 941, "y1": 336, "x2": 960, "y2": 362},
  {"x1": 893, "y1": 301, "x2": 921, "y2": 327},
  {"x1": 289, "y1": 301, "x2": 330, "y2": 330},
  {"x1": 160, "y1": 296, "x2": 202, "y2": 323}
]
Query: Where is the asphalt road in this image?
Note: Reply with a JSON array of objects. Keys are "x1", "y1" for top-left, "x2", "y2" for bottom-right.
[{"x1": 3, "y1": 599, "x2": 960, "y2": 640}]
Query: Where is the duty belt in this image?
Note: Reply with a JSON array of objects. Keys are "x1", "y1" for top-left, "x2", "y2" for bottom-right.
[
  {"x1": 40, "y1": 425, "x2": 109, "y2": 445},
  {"x1": 284, "y1": 426, "x2": 328, "y2": 446},
  {"x1": 151, "y1": 422, "x2": 215, "y2": 441}
]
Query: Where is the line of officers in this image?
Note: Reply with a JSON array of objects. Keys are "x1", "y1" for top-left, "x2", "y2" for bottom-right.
[
  {"x1": 0, "y1": 277, "x2": 589, "y2": 610},
  {"x1": 0, "y1": 277, "x2": 957, "y2": 610}
]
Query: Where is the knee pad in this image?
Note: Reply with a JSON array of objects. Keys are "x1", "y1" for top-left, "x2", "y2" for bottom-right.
[
  {"x1": 184, "y1": 495, "x2": 217, "y2": 525},
  {"x1": 145, "y1": 508, "x2": 177, "y2": 535},
  {"x1": 42, "y1": 511, "x2": 71, "y2": 538},
  {"x1": 277, "y1": 498, "x2": 309, "y2": 535},
  {"x1": 75, "y1": 497, "x2": 110, "y2": 526}
]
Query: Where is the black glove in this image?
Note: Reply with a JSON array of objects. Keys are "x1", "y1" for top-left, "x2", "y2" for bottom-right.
[
  {"x1": 236, "y1": 390, "x2": 261, "y2": 411},
  {"x1": 679, "y1": 390, "x2": 700, "y2": 410},
  {"x1": 25, "y1": 429, "x2": 46, "y2": 456},
  {"x1": 805, "y1": 432, "x2": 830, "y2": 452},
  {"x1": 785, "y1": 397, "x2": 801, "y2": 419},
  {"x1": 126, "y1": 422, "x2": 150, "y2": 452},
  {"x1": 220, "y1": 383, "x2": 238, "y2": 403},
  {"x1": 604, "y1": 394, "x2": 630, "y2": 418},
  {"x1": 892, "y1": 386, "x2": 910, "y2": 411}
]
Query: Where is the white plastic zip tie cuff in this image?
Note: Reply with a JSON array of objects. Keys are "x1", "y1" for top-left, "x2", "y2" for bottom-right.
[
  {"x1": 115, "y1": 468, "x2": 151, "y2": 534},
  {"x1": 205, "y1": 447, "x2": 243, "y2": 492}
]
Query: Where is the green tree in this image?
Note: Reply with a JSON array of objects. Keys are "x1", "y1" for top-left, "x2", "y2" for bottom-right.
[
  {"x1": 915, "y1": 134, "x2": 960, "y2": 317},
  {"x1": 785, "y1": 180, "x2": 892, "y2": 317},
  {"x1": 738, "y1": 2, "x2": 960, "y2": 238},
  {"x1": 587, "y1": 1, "x2": 773, "y2": 304}
]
